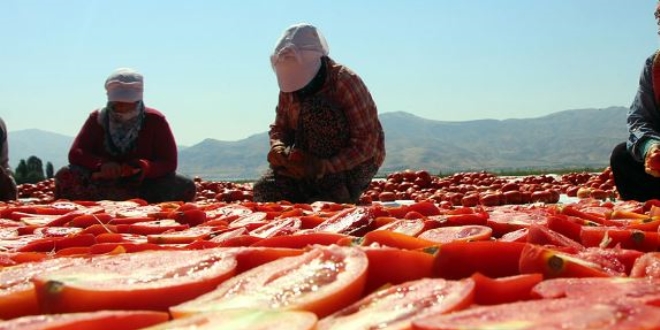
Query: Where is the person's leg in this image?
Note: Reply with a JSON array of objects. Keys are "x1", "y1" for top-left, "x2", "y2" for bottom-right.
[
  {"x1": 139, "y1": 173, "x2": 197, "y2": 203},
  {"x1": 252, "y1": 169, "x2": 307, "y2": 203},
  {"x1": 0, "y1": 168, "x2": 17, "y2": 201},
  {"x1": 610, "y1": 142, "x2": 660, "y2": 201},
  {"x1": 54, "y1": 165, "x2": 136, "y2": 201}
]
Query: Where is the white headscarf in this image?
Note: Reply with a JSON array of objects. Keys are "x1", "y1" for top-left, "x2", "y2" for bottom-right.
[{"x1": 271, "y1": 23, "x2": 330, "y2": 93}]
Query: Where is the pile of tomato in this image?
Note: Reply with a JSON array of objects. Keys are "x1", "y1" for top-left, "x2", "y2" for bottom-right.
[{"x1": 3, "y1": 168, "x2": 660, "y2": 329}]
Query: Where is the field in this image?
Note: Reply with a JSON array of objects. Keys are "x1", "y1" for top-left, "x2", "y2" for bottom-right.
[{"x1": 2, "y1": 168, "x2": 660, "y2": 329}]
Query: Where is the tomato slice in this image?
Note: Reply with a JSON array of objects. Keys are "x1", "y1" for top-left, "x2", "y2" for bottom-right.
[
  {"x1": 418, "y1": 225, "x2": 492, "y2": 244},
  {"x1": 519, "y1": 244, "x2": 611, "y2": 278},
  {"x1": 1, "y1": 257, "x2": 88, "y2": 320},
  {"x1": 0, "y1": 310, "x2": 169, "y2": 330},
  {"x1": 311, "y1": 207, "x2": 374, "y2": 236},
  {"x1": 531, "y1": 277, "x2": 660, "y2": 306},
  {"x1": 170, "y1": 245, "x2": 368, "y2": 318},
  {"x1": 317, "y1": 278, "x2": 474, "y2": 330},
  {"x1": 631, "y1": 252, "x2": 660, "y2": 278},
  {"x1": 470, "y1": 272, "x2": 543, "y2": 305},
  {"x1": 141, "y1": 308, "x2": 317, "y2": 330},
  {"x1": 580, "y1": 227, "x2": 660, "y2": 252},
  {"x1": 361, "y1": 246, "x2": 435, "y2": 294},
  {"x1": 413, "y1": 297, "x2": 660, "y2": 330},
  {"x1": 32, "y1": 248, "x2": 238, "y2": 313},
  {"x1": 434, "y1": 241, "x2": 526, "y2": 279},
  {"x1": 374, "y1": 218, "x2": 426, "y2": 236}
]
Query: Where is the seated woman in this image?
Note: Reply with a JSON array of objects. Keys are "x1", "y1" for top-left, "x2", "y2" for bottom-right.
[
  {"x1": 0, "y1": 116, "x2": 17, "y2": 201},
  {"x1": 54, "y1": 68, "x2": 196, "y2": 203}
]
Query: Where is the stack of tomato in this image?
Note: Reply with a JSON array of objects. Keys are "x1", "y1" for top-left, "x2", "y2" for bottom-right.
[{"x1": 1, "y1": 179, "x2": 660, "y2": 329}]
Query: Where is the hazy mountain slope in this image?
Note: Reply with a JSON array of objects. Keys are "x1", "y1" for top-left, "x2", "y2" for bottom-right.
[{"x1": 9, "y1": 106, "x2": 629, "y2": 180}]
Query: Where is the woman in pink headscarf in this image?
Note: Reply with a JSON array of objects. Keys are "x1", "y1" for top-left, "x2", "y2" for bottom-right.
[
  {"x1": 253, "y1": 23, "x2": 386, "y2": 204},
  {"x1": 54, "y1": 68, "x2": 196, "y2": 203}
]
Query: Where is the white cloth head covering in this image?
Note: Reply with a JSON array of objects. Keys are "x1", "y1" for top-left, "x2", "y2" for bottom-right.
[
  {"x1": 105, "y1": 68, "x2": 144, "y2": 102},
  {"x1": 271, "y1": 23, "x2": 329, "y2": 93}
]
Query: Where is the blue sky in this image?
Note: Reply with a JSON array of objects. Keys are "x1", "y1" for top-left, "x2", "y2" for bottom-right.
[{"x1": 1, "y1": 0, "x2": 658, "y2": 146}]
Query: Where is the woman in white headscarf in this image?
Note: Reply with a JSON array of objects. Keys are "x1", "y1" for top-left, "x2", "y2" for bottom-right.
[
  {"x1": 0, "y1": 117, "x2": 17, "y2": 201},
  {"x1": 253, "y1": 23, "x2": 385, "y2": 204},
  {"x1": 54, "y1": 68, "x2": 196, "y2": 203}
]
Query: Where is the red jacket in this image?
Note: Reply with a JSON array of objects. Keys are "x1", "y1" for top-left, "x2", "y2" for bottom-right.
[{"x1": 68, "y1": 107, "x2": 178, "y2": 179}]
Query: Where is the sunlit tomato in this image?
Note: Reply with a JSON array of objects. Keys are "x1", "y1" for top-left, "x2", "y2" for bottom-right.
[
  {"x1": 470, "y1": 272, "x2": 543, "y2": 305},
  {"x1": 0, "y1": 257, "x2": 89, "y2": 320},
  {"x1": 360, "y1": 246, "x2": 435, "y2": 294},
  {"x1": 519, "y1": 244, "x2": 611, "y2": 279},
  {"x1": 32, "y1": 248, "x2": 238, "y2": 313},
  {"x1": 170, "y1": 245, "x2": 368, "y2": 319},
  {"x1": 418, "y1": 225, "x2": 492, "y2": 244},
  {"x1": 317, "y1": 278, "x2": 474, "y2": 330},
  {"x1": 434, "y1": 241, "x2": 526, "y2": 279},
  {"x1": 141, "y1": 308, "x2": 317, "y2": 330},
  {"x1": 413, "y1": 296, "x2": 660, "y2": 330},
  {"x1": 531, "y1": 277, "x2": 660, "y2": 305},
  {"x1": 630, "y1": 252, "x2": 660, "y2": 278},
  {"x1": 0, "y1": 310, "x2": 169, "y2": 330}
]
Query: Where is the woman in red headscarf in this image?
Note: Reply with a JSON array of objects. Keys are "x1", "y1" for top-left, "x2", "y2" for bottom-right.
[{"x1": 54, "y1": 68, "x2": 196, "y2": 203}]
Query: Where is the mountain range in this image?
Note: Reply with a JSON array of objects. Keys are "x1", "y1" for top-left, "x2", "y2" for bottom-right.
[{"x1": 8, "y1": 106, "x2": 629, "y2": 181}]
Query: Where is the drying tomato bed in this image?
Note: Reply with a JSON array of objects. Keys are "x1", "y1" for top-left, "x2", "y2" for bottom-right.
[{"x1": 2, "y1": 168, "x2": 660, "y2": 329}]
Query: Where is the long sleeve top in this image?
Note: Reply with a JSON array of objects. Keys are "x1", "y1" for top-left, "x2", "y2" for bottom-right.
[
  {"x1": 268, "y1": 57, "x2": 385, "y2": 173},
  {"x1": 0, "y1": 118, "x2": 9, "y2": 172},
  {"x1": 68, "y1": 107, "x2": 178, "y2": 179},
  {"x1": 627, "y1": 52, "x2": 660, "y2": 162}
]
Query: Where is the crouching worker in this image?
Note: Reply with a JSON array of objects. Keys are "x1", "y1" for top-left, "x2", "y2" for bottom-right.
[
  {"x1": 0, "y1": 117, "x2": 17, "y2": 201},
  {"x1": 54, "y1": 68, "x2": 196, "y2": 203}
]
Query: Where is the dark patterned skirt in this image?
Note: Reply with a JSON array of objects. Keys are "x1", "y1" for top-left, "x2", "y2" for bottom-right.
[
  {"x1": 54, "y1": 165, "x2": 196, "y2": 203},
  {"x1": 253, "y1": 94, "x2": 379, "y2": 204}
]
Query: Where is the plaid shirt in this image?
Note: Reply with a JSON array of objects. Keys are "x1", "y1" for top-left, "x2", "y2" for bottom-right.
[{"x1": 269, "y1": 57, "x2": 385, "y2": 173}]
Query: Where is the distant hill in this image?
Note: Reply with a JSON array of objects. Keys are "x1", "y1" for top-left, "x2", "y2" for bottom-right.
[{"x1": 9, "y1": 107, "x2": 629, "y2": 180}]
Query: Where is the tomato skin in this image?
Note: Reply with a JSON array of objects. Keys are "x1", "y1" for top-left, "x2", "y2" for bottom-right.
[
  {"x1": 434, "y1": 241, "x2": 526, "y2": 279},
  {"x1": 418, "y1": 225, "x2": 492, "y2": 244},
  {"x1": 360, "y1": 229, "x2": 438, "y2": 250},
  {"x1": 250, "y1": 232, "x2": 349, "y2": 249},
  {"x1": 361, "y1": 246, "x2": 435, "y2": 295},
  {"x1": 519, "y1": 244, "x2": 611, "y2": 279},
  {"x1": 526, "y1": 223, "x2": 584, "y2": 251},
  {"x1": 141, "y1": 308, "x2": 317, "y2": 330},
  {"x1": 580, "y1": 227, "x2": 660, "y2": 252},
  {"x1": 0, "y1": 310, "x2": 169, "y2": 330},
  {"x1": 470, "y1": 272, "x2": 543, "y2": 305}
]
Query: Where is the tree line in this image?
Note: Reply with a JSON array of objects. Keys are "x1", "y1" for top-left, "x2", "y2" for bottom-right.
[{"x1": 13, "y1": 156, "x2": 54, "y2": 184}]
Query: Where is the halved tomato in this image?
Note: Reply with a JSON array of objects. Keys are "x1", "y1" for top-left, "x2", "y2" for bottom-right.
[
  {"x1": 470, "y1": 272, "x2": 543, "y2": 305},
  {"x1": 1, "y1": 257, "x2": 89, "y2": 319},
  {"x1": 170, "y1": 245, "x2": 368, "y2": 319},
  {"x1": 519, "y1": 244, "x2": 611, "y2": 278},
  {"x1": 418, "y1": 225, "x2": 492, "y2": 244},
  {"x1": 434, "y1": 241, "x2": 526, "y2": 279},
  {"x1": 360, "y1": 246, "x2": 435, "y2": 294},
  {"x1": 141, "y1": 308, "x2": 317, "y2": 330},
  {"x1": 531, "y1": 277, "x2": 660, "y2": 306},
  {"x1": 630, "y1": 252, "x2": 660, "y2": 278},
  {"x1": 413, "y1": 297, "x2": 660, "y2": 330},
  {"x1": 0, "y1": 310, "x2": 169, "y2": 330},
  {"x1": 317, "y1": 278, "x2": 474, "y2": 330},
  {"x1": 32, "y1": 248, "x2": 238, "y2": 313}
]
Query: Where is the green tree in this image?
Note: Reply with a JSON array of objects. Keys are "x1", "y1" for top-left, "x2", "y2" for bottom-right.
[
  {"x1": 26, "y1": 156, "x2": 46, "y2": 183},
  {"x1": 14, "y1": 159, "x2": 28, "y2": 184},
  {"x1": 46, "y1": 161, "x2": 54, "y2": 179}
]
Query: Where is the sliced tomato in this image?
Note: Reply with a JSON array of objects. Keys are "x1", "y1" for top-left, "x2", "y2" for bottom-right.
[
  {"x1": 361, "y1": 246, "x2": 435, "y2": 294},
  {"x1": 580, "y1": 227, "x2": 660, "y2": 252},
  {"x1": 227, "y1": 212, "x2": 269, "y2": 231},
  {"x1": 531, "y1": 277, "x2": 660, "y2": 306},
  {"x1": 434, "y1": 241, "x2": 526, "y2": 279},
  {"x1": 630, "y1": 252, "x2": 660, "y2": 278},
  {"x1": 486, "y1": 211, "x2": 548, "y2": 237},
  {"x1": 147, "y1": 226, "x2": 222, "y2": 244},
  {"x1": 470, "y1": 272, "x2": 543, "y2": 305},
  {"x1": 125, "y1": 219, "x2": 189, "y2": 235},
  {"x1": 32, "y1": 248, "x2": 238, "y2": 313},
  {"x1": 359, "y1": 229, "x2": 438, "y2": 250},
  {"x1": 318, "y1": 278, "x2": 474, "y2": 330},
  {"x1": 1, "y1": 257, "x2": 88, "y2": 320},
  {"x1": 519, "y1": 244, "x2": 611, "y2": 278},
  {"x1": 418, "y1": 225, "x2": 492, "y2": 244},
  {"x1": 141, "y1": 308, "x2": 317, "y2": 330},
  {"x1": 233, "y1": 247, "x2": 304, "y2": 273},
  {"x1": 311, "y1": 207, "x2": 374, "y2": 236},
  {"x1": 170, "y1": 245, "x2": 368, "y2": 319},
  {"x1": 413, "y1": 297, "x2": 660, "y2": 330},
  {"x1": 250, "y1": 232, "x2": 349, "y2": 249},
  {"x1": 526, "y1": 223, "x2": 584, "y2": 251},
  {"x1": 249, "y1": 217, "x2": 301, "y2": 238},
  {"x1": 374, "y1": 218, "x2": 426, "y2": 236},
  {"x1": 0, "y1": 310, "x2": 169, "y2": 330}
]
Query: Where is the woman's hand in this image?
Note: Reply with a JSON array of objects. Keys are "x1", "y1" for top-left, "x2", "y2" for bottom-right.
[
  {"x1": 644, "y1": 144, "x2": 660, "y2": 177},
  {"x1": 99, "y1": 162, "x2": 123, "y2": 179}
]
